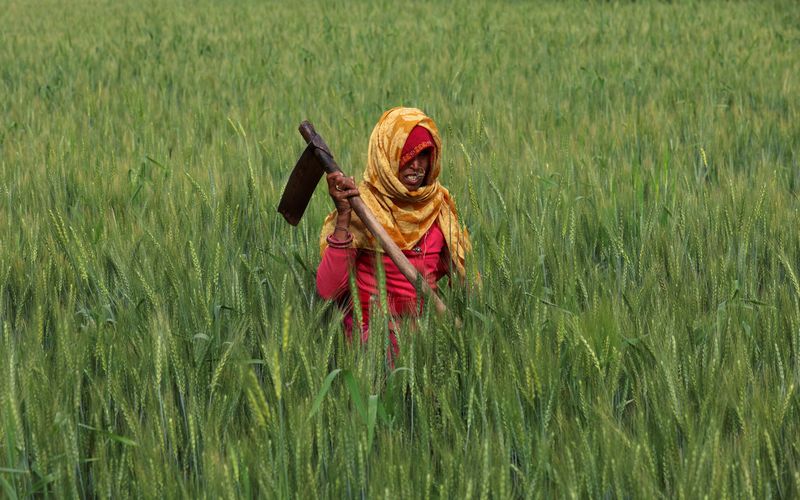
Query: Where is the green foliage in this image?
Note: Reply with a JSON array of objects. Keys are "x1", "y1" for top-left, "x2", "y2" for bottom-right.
[{"x1": 2, "y1": 0, "x2": 799, "y2": 497}]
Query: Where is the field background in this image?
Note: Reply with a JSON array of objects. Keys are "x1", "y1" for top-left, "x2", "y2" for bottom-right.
[{"x1": 2, "y1": 0, "x2": 799, "y2": 497}]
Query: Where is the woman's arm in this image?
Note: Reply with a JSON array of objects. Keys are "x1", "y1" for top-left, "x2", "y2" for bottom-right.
[
  {"x1": 316, "y1": 246, "x2": 356, "y2": 299},
  {"x1": 317, "y1": 171, "x2": 360, "y2": 299}
]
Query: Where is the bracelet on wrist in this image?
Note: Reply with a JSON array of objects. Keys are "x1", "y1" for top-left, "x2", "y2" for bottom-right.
[{"x1": 327, "y1": 232, "x2": 353, "y2": 248}]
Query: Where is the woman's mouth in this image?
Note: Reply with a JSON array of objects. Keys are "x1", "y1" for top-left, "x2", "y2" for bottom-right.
[{"x1": 406, "y1": 172, "x2": 424, "y2": 183}]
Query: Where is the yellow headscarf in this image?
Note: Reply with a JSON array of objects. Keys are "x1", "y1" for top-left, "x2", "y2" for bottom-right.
[{"x1": 319, "y1": 107, "x2": 471, "y2": 277}]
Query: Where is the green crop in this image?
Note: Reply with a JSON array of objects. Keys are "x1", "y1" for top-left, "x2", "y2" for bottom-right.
[{"x1": 1, "y1": 0, "x2": 799, "y2": 497}]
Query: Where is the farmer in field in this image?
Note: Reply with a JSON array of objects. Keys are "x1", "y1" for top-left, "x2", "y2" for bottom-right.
[{"x1": 316, "y1": 107, "x2": 471, "y2": 357}]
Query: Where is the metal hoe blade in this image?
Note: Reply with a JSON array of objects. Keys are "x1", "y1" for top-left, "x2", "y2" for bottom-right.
[{"x1": 277, "y1": 143, "x2": 326, "y2": 225}]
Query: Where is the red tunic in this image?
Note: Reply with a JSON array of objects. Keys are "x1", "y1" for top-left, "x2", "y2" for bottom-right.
[{"x1": 316, "y1": 223, "x2": 451, "y2": 356}]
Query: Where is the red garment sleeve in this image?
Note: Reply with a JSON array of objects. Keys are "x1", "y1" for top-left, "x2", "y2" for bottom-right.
[{"x1": 316, "y1": 247, "x2": 356, "y2": 300}]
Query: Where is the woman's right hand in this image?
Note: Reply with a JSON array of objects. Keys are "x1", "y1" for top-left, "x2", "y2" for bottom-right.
[{"x1": 326, "y1": 172, "x2": 359, "y2": 216}]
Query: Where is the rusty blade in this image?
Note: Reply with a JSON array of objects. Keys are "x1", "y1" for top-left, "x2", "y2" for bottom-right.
[{"x1": 278, "y1": 143, "x2": 325, "y2": 225}]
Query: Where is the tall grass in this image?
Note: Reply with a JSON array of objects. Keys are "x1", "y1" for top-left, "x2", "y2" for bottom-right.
[{"x1": 1, "y1": 0, "x2": 799, "y2": 497}]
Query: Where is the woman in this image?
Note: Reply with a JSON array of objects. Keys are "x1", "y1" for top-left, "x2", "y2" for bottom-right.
[{"x1": 316, "y1": 107, "x2": 471, "y2": 357}]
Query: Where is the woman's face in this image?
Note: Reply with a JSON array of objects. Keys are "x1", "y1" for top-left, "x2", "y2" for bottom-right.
[{"x1": 398, "y1": 149, "x2": 431, "y2": 190}]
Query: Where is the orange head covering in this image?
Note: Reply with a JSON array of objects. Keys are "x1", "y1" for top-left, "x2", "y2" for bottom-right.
[{"x1": 319, "y1": 107, "x2": 471, "y2": 276}]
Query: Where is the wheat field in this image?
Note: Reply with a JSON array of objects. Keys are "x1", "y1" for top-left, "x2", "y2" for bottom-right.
[{"x1": 1, "y1": 0, "x2": 799, "y2": 497}]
